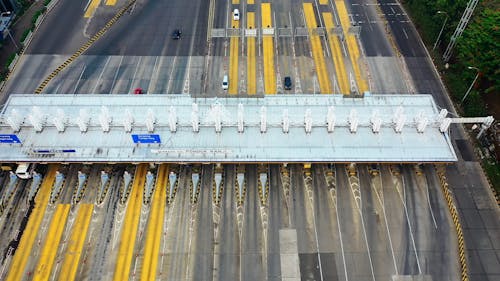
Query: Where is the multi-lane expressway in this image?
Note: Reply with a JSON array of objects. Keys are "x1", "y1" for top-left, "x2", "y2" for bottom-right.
[{"x1": 0, "y1": 0, "x2": 497, "y2": 280}]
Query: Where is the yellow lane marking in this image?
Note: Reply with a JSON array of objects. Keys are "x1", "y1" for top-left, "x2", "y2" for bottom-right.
[
  {"x1": 84, "y1": 0, "x2": 101, "y2": 18},
  {"x1": 247, "y1": 0, "x2": 254, "y2": 4},
  {"x1": 247, "y1": 12, "x2": 256, "y2": 95},
  {"x1": 323, "y1": 12, "x2": 349, "y2": 94},
  {"x1": 6, "y1": 165, "x2": 59, "y2": 281},
  {"x1": 261, "y1": 3, "x2": 276, "y2": 94},
  {"x1": 229, "y1": 19, "x2": 240, "y2": 95},
  {"x1": 334, "y1": 0, "x2": 368, "y2": 92},
  {"x1": 58, "y1": 204, "x2": 94, "y2": 281},
  {"x1": 319, "y1": 0, "x2": 329, "y2": 4},
  {"x1": 233, "y1": 0, "x2": 239, "y2": 4},
  {"x1": 303, "y1": 3, "x2": 331, "y2": 94},
  {"x1": 113, "y1": 164, "x2": 147, "y2": 281},
  {"x1": 140, "y1": 164, "x2": 168, "y2": 281},
  {"x1": 33, "y1": 204, "x2": 71, "y2": 281},
  {"x1": 105, "y1": 0, "x2": 117, "y2": 5}
]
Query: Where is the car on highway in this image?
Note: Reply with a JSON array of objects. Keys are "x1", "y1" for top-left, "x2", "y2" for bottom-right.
[
  {"x1": 134, "y1": 88, "x2": 144, "y2": 94},
  {"x1": 284, "y1": 76, "x2": 292, "y2": 90},
  {"x1": 233, "y1": 9, "x2": 240, "y2": 21},
  {"x1": 172, "y1": 29, "x2": 181, "y2": 40}
]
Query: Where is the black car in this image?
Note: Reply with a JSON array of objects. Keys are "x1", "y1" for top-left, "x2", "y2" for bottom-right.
[
  {"x1": 172, "y1": 29, "x2": 181, "y2": 40},
  {"x1": 284, "y1": 76, "x2": 292, "y2": 90}
]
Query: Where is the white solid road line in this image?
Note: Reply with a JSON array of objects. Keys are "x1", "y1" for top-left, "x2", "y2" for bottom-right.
[
  {"x1": 425, "y1": 178, "x2": 438, "y2": 229},
  {"x1": 165, "y1": 56, "x2": 178, "y2": 94},
  {"x1": 373, "y1": 171, "x2": 399, "y2": 275},
  {"x1": 331, "y1": 168, "x2": 349, "y2": 281},
  {"x1": 399, "y1": 175, "x2": 423, "y2": 274},
  {"x1": 92, "y1": 56, "x2": 111, "y2": 94},
  {"x1": 146, "y1": 56, "x2": 160, "y2": 94},
  {"x1": 72, "y1": 64, "x2": 87, "y2": 95},
  {"x1": 109, "y1": 55, "x2": 124, "y2": 94},
  {"x1": 356, "y1": 181, "x2": 376, "y2": 281},
  {"x1": 128, "y1": 56, "x2": 143, "y2": 94}
]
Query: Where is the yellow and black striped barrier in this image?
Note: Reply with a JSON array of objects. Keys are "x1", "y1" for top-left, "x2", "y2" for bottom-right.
[
  {"x1": 435, "y1": 165, "x2": 469, "y2": 281},
  {"x1": 35, "y1": 0, "x2": 138, "y2": 94}
]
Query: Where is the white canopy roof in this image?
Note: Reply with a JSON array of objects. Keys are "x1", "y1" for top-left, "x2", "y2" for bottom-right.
[{"x1": 0, "y1": 94, "x2": 457, "y2": 163}]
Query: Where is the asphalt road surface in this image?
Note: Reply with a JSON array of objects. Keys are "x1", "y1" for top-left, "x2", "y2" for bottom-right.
[{"x1": 0, "y1": 0, "x2": 498, "y2": 280}]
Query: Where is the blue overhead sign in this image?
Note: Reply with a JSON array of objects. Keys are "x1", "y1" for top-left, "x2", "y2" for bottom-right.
[
  {"x1": 0, "y1": 134, "x2": 21, "y2": 143},
  {"x1": 132, "y1": 134, "x2": 161, "y2": 144},
  {"x1": 33, "y1": 149, "x2": 76, "y2": 154}
]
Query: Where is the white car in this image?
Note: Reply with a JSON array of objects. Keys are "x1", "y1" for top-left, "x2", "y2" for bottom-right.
[{"x1": 233, "y1": 9, "x2": 240, "y2": 21}]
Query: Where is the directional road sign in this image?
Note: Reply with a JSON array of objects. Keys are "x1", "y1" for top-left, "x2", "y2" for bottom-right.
[{"x1": 132, "y1": 134, "x2": 161, "y2": 144}]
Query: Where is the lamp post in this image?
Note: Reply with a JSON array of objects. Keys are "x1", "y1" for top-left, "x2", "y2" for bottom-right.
[
  {"x1": 460, "y1": 66, "x2": 480, "y2": 105},
  {"x1": 432, "y1": 11, "x2": 448, "y2": 51},
  {"x1": 0, "y1": 11, "x2": 19, "y2": 49}
]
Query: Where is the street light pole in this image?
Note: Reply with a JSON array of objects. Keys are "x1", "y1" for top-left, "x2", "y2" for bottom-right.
[
  {"x1": 1, "y1": 11, "x2": 19, "y2": 50},
  {"x1": 460, "y1": 66, "x2": 480, "y2": 105},
  {"x1": 433, "y1": 11, "x2": 448, "y2": 51}
]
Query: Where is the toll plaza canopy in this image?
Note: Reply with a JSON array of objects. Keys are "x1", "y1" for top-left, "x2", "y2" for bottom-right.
[{"x1": 0, "y1": 94, "x2": 457, "y2": 163}]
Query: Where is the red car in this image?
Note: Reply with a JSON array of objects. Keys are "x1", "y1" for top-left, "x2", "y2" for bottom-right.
[{"x1": 134, "y1": 88, "x2": 143, "y2": 94}]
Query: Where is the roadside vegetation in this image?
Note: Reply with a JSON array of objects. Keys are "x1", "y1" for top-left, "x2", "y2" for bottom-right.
[{"x1": 403, "y1": 0, "x2": 499, "y2": 190}]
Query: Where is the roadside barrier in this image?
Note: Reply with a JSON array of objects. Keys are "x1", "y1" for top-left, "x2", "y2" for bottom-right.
[{"x1": 435, "y1": 164, "x2": 469, "y2": 281}]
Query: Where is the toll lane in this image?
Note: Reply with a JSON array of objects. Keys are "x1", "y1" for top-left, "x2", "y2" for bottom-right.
[
  {"x1": 303, "y1": 3, "x2": 332, "y2": 94},
  {"x1": 261, "y1": 3, "x2": 276, "y2": 94},
  {"x1": 6, "y1": 165, "x2": 59, "y2": 281},
  {"x1": 323, "y1": 13, "x2": 350, "y2": 94},
  {"x1": 58, "y1": 204, "x2": 94, "y2": 281},
  {"x1": 140, "y1": 164, "x2": 168, "y2": 281},
  {"x1": 32, "y1": 204, "x2": 71, "y2": 281},
  {"x1": 113, "y1": 164, "x2": 147, "y2": 281}
]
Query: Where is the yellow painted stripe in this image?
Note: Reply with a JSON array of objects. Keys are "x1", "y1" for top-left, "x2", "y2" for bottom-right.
[
  {"x1": 84, "y1": 0, "x2": 101, "y2": 18},
  {"x1": 323, "y1": 13, "x2": 349, "y2": 94},
  {"x1": 140, "y1": 164, "x2": 168, "y2": 281},
  {"x1": 6, "y1": 165, "x2": 59, "y2": 281},
  {"x1": 233, "y1": 0, "x2": 239, "y2": 4},
  {"x1": 319, "y1": 0, "x2": 329, "y2": 4},
  {"x1": 105, "y1": 0, "x2": 117, "y2": 5},
  {"x1": 247, "y1": 0, "x2": 254, "y2": 4},
  {"x1": 113, "y1": 164, "x2": 147, "y2": 281},
  {"x1": 261, "y1": 3, "x2": 276, "y2": 94},
  {"x1": 229, "y1": 19, "x2": 239, "y2": 95},
  {"x1": 303, "y1": 3, "x2": 331, "y2": 94},
  {"x1": 33, "y1": 204, "x2": 71, "y2": 281},
  {"x1": 247, "y1": 12, "x2": 256, "y2": 95},
  {"x1": 58, "y1": 204, "x2": 94, "y2": 281},
  {"x1": 334, "y1": 0, "x2": 368, "y2": 92}
]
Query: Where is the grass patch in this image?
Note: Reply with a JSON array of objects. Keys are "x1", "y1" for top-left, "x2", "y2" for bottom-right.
[
  {"x1": 20, "y1": 28, "x2": 32, "y2": 43},
  {"x1": 483, "y1": 159, "x2": 500, "y2": 194}
]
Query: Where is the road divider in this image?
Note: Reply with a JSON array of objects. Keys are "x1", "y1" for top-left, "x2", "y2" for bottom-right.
[
  {"x1": 247, "y1": 12, "x2": 256, "y2": 95},
  {"x1": 334, "y1": 0, "x2": 368, "y2": 93},
  {"x1": 261, "y1": 3, "x2": 276, "y2": 94},
  {"x1": 140, "y1": 164, "x2": 168, "y2": 281},
  {"x1": 323, "y1": 12, "x2": 349, "y2": 94},
  {"x1": 303, "y1": 3, "x2": 331, "y2": 94},
  {"x1": 32, "y1": 204, "x2": 71, "y2": 281},
  {"x1": 58, "y1": 204, "x2": 94, "y2": 281},
  {"x1": 229, "y1": 19, "x2": 239, "y2": 95},
  {"x1": 113, "y1": 164, "x2": 147, "y2": 281}
]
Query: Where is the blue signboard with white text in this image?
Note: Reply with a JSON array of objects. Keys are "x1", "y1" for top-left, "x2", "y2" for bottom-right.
[
  {"x1": 132, "y1": 134, "x2": 161, "y2": 144},
  {"x1": 0, "y1": 134, "x2": 21, "y2": 143}
]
